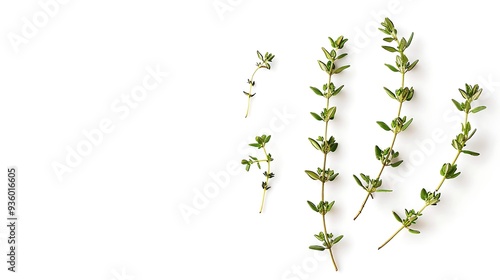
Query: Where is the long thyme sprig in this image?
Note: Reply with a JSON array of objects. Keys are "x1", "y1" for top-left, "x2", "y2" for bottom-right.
[
  {"x1": 353, "y1": 18, "x2": 419, "y2": 220},
  {"x1": 305, "y1": 36, "x2": 349, "y2": 271}
]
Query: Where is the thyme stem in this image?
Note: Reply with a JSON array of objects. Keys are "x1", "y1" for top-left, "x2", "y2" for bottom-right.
[
  {"x1": 259, "y1": 145, "x2": 271, "y2": 213},
  {"x1": 245, "y1": 67, "x2": 260, "y2": 118}
]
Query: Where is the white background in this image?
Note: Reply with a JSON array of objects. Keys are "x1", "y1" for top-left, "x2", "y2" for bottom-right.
[{"x1": 1, "y1": 0, "x2": 499, "y2": 279}]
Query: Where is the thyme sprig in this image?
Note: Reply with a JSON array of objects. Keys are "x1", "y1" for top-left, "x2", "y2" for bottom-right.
[
  {"x1": 353, "y1": 18, "x2": 419, "y2": 220},
  {"x1": 241, "y1": 134, "x2": 275, "y2": 213},
  {"x1": 305, "y1": 36, "x2": 349, "y2": 271},
  {"x1": 243, "y1": 51, "x2": 275, "y2": 118}
]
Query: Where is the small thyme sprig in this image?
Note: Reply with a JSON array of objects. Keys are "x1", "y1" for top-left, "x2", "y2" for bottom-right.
[
  {"x1": 305, "y1": 36, "x2": 349, "y2": 272},
  {"x1": 378, "y1": 84, "x2": 486, "y2": 250},
  {"x1": 353, "y1": 18, "x2": 418, "y2": 220},
  {"x1": 241, "y1": 134, "x2": 275, "y2": 213},
  {"x1": 243, "y1": 51, "x2": 275, "y2": 118}
]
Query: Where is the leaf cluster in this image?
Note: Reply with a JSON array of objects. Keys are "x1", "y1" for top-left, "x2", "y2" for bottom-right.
[
  {"x1": 440, "y1": 163, "x2": 460, "y2": 179},
  {"x1": 317, "y1": 36, "x2": 350, "y2": 76},
  {"x1": 374, "y1": 145, "x2": 403, "y2": 167},
  {"x1": 310, "y1": 83, "x2": 344, "y2": 100},
  {"x1": 256, "y1": 50, "x2": 275, "y2": 70},
  {"x1": 450, "y1": 84, "x2": 485, "y2": 156},
  {"x1": 307, "y1": 200, "x2": 335, "y2": 215},
  {"x1": 248, "y1": 134, "x2": 271, "y2": 149},
  {"x1": 308, "y1": 136, "x2": 338, "y2": 154},
  {"x1": 353, "y1": 173, "x2": 390, "y2": 194},
  {"x1": 384, "y1": 86, "x2": 414, "y2": 102},
  {"x1": 305, "y1": 168, "x2": 338, "y2": 183},
  {"x1": 420, "y1": 188, "x2": 441, "y2": 206},
  {"x1": 380, "y1": 18, "x2": 419, "y2": 74},
  {"x1": 377, "y1": 115, "x2": 413, "y2": 134},
  {"x1": 309, "y1": 231, "x2": 343, "y2": 251},
  {"x1": 392, "y1": 209, "x2": 421, "y2": 234}
]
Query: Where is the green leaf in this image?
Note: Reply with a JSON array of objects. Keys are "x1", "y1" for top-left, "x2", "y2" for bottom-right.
[
  {"x1": 401, "y1": 118, "x2": 413, "y2": 131},
  {"x1": 360, "y1": 173, "x2": 369, "y2": 183},
  {"x1": 322, "y1": 47, "x2": 332, "y2": 60},
  {"x1": 325, "y1": 107, "x2": 337, "y2": 120},
  {"x1": 307, "y1": 201, "x2": 319, "y2": 212},
  {"x1": 326, "y1": 201, "x2": 335, "y2": 212},
  {"x1": 390, "y1": 160, "x2": 403, "y2": 168},
  {"x1": 257, "y1": 50, "x2": 263, "y2": 61},
  {"x1": 406, "y1": 32, "x2": 414, "y2": 47},
  {"x1": 384, "y1": 87, "x2": 396, "y2": 99},
  {"x1": 420, "y1": 188, "x2": 428, "y2": 200},
  {"x1": 310, "y1": 86, "x2": 323, "y2": 96},
  {"x1": 379, "y1": 28, "x2": 390, "y2": 35},
  {"x1": 308, "y1": 138, "x2": 321, "y2": 151},
  {"x1": 451, "y1": 99, "x2": 463, "y2": 111},
  {"x1": 400, "y1": 53, "x2": 408, "y2": 65},
  {"x1": 264, "y1": 135, "x2": 271, "y2": 143},
  {"x1": 399, "y1": 38, "x2": 407, "y2": 52},
  {"x1": 384, "y1": 17, "x2": 394, "y2": 29},
  {"x1": 332, "y1": 235, "x2": 343, "y2": 244},
  {"x1": 330, "y1": 49, "x2": 337, "y2": 59},
  {"x1": 376, "y1": 121, "x2": 391, "y2": 131},
  {"x1": 408, "y1": 229, "x2": 420, "y2": 234},
  {"x1": 267, "y1": 153, "x2": 273, "y2": 161},
  {"x1": 332, "y1": 84, "x2": 344, "y2": 96},
  {"x1": 314, "y1": 232, "x2": 325, "y2": 241},
  {"x1": 353, "y1": 175, "x2": 363, "y2": 187},
  {"x1": 440, "y1": 163, "x2": 449, "y2": 176},
  {"x1": 328, "y1": 37, "x2": 335, "y2": 47},
  {"x1": 329, "y1": 142, "x2": 338, "y2": 153},
  {"x1": 333, "y1": 65, "x2": 350, "y2": 74},
  {"x1": 338, "y1": 36, "x2": 347, "y2": 48},
  {"x1": 382, "y1": 46, "x2": 398, "y2": 52},
  {"x1": 471, "y1": 106, "x2": 486, "y2": 113},
  {"x1": 318, "y1": 60, "x2": 328, "y2": 72},
  {"x1": 305, "y1": 170, "x2": 320, "y2": 181},
  {"x1": 451, "y1": 139, "x2": 460, "y2": 150},
  {"x1": 469, "y1": 128, "x2": 477, "y2": 139},
  {"x1": 385, "y1": 64, "x2": 399, "y2": 72},
  {"x1": 448, "y1": 172, "x2": 461, "y2": 179},
  {"x1": 376, "y1": 189, "x2": 392, "y2": 192},
  {"x1": 407, "y1": 59, "x2": 419, "y2": 71},
  {"x1": 310, "y1": 112, "x2": 323, "y2": 121},
  {"x1": 462, "y1": 150, "x2": 480, "y2": 156},
  {"x1": 249, "y1": 143, "x2": 260, "y2": 148},
  {"x1": 375, "y1": 145, "x2": 382, "y2": 159},
  {"x1": 309, "y1": 245, "x2": 325, "y2": 251},
  {"x1": 337, "y1": 53, "x2": 348, "y2": 60},
  {"x1": 392, "y1": 211, "x2": 402, "y2": 223}
]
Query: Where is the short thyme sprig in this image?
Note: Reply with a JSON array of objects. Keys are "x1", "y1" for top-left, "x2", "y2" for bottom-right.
[
  {"x1": 241, "y1": 134, "x2": 275, "y2": 213},
  {"x1": 378, "y1": 84, "x2": 486, "y2": 250},
  {"x1": 353, "y1": 18, "x2": 419, "y2": 220},
  {"x1": 243, "y1": 51, "x2": 275, "y2": 118},
  {"x1": 305, "y1": 36, "x2": 349, "y2": 272}
]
